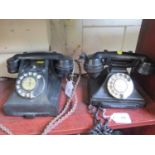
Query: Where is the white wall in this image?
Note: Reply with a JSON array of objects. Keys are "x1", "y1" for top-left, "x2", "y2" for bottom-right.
[
  {"x1": 64, "y1": 19, "x2": 142, "y2": 56},
  {"x1": 0, "y1": 19, "x2": 51, "y2": 77},
  {"x1": 0, "y1": 19, "x2": 142, "y2": 77},
  {"x1": 0, "y1": 19, "x2": 50, "y2": 53}
]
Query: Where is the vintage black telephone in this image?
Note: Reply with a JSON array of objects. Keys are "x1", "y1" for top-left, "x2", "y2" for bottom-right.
[
  {"x1": 81, "y1": 50, "x2": 155, "y2": 109},
  {"x1": 3, "y1": 52, "x2": 73, "y2": 117}
]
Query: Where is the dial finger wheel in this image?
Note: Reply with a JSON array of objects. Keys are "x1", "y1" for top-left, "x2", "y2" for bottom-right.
[
  {"x1": 107, "y1": 73, "x2": 134, "y2": 99},
  {"x1": 16, "y1": 72, "x2": 45, "y2": 99}
]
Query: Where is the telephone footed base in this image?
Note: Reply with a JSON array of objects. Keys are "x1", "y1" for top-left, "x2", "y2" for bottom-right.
[
  {"x1": 91, "y1": 100, "x2": 145, "y2": 109},
  {"x1": 88, "y1": 72, "x2": 146, "y2": 109},
  {"x1": 3, "y1": 75, "x2": 61, "y2": 117}
]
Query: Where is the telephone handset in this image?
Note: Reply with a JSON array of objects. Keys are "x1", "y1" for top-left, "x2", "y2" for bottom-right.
[
  {"x1": 4, "y1": 52, "x2": 73, "y2": 117},
  {"x1": 81, "y1": 50, "x2": 155, "y2": 109}
]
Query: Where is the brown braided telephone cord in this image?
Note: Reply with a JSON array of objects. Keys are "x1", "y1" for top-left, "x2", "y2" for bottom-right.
[{"x1": 0, "y1": 60, "x2": 81, "y2": 135}]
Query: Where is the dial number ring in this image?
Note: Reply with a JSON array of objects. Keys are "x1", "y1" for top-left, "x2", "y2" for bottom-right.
[
  {"x1": 16, "y1": 72, "x2": 45, "y2": 99},
  {"x1": 107, "y1": 73, "x2": 134, "y2": 99}
]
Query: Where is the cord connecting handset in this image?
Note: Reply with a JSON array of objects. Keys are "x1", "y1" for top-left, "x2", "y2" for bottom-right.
[
  {"x1": 4, "y1": 51, "x2": 73, "y2": 117},
  {"x1": 81, "y1": 50, "x2": 155, "y2": 109}
]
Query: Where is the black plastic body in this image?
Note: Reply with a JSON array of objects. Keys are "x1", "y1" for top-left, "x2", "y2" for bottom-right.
[
  {"x1": 88, "y1": 68, "x2": 145, "y2": 108},
  {"x1": 82, "y1": 50, "x2": 155, "y2": 109},
  {"x1": 3, "y1": 52, "x2": 73, "y2": 117}
]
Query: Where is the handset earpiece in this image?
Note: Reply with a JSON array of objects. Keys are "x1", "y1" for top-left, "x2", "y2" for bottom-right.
[
  {"x1": 136, "y1": 61, "x2": 155, "y2": 75},
  {"x1": 7, "y1": 55, "x2": 20, "y2": 73},
  {"x1": 81, "y1": 52, "x2": 104, "y2": 78},
  {"x1": 55, "y1": 57, "x2": 73, "y2": 77}
]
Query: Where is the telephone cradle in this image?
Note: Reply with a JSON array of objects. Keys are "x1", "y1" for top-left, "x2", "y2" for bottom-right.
[
  {"x1": 81, "y1": 50, "x2": 155, "y2": 109},
  {"x1": 3, "y1": 52, "x2": 73, "y2": 117}
]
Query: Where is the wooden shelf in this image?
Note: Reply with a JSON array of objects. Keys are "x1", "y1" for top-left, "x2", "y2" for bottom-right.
[{"x1": 0, "y1": 78, "x2": 155, "y2": 135}]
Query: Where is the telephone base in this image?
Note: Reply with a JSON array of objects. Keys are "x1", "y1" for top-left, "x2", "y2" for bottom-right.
[
  {"x1": 3, "y1": 92, "x2": 59, "y2": 117},
  {"x1": 3, "y1": 74, "x2": 61, "y2": 117},
  {"x1": 91, "y1": 99, "x2": 145, "y2": 109},
  {"x1": 88, "y1": 74, "x2": 146, "y2": 109}
]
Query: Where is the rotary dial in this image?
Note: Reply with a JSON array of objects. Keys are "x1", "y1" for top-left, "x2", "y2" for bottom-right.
[
  {"x1": 21, "y1": 77, "x2": 36, "y2": 91},
  {"x1": 107, "y1": 73, "x2": 134, "y2": 99},
  {"x1": 16, "y1": 72, "x2": 45, "y2": 99}
]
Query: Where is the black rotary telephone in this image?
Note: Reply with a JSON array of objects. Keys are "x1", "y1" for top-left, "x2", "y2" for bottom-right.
[
  {"x1": 3, "y1": 52, "x2": 73, "y2": 117},
  {"x1": 81, "y1": 50, "x2": 155, "y2": 109}
]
